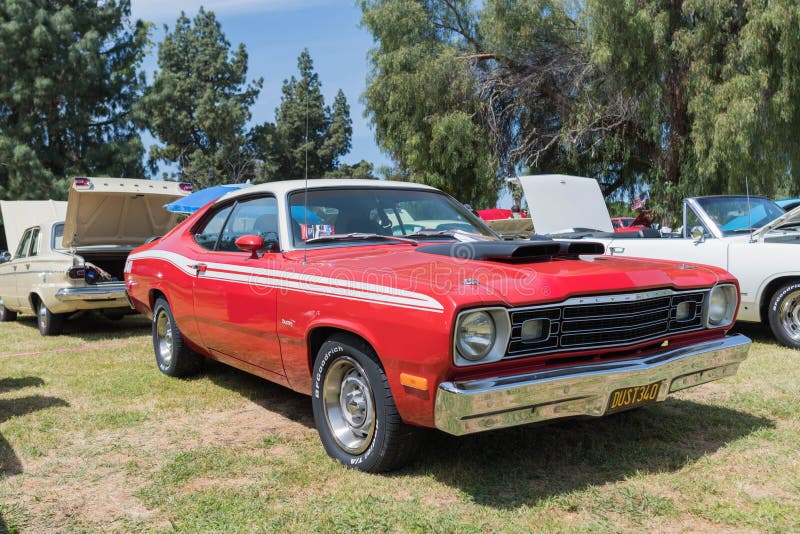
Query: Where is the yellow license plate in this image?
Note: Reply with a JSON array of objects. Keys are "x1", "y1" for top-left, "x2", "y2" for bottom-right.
[{"x1": 607, "y1": 382, "x2": 661, "y2": 414}]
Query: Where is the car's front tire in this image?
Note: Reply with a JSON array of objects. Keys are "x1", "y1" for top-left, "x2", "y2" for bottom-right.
[
  {"x1": 768, "y1": 281, "x2": 800, "y2": 349},
  {"x1": 312, "y1": 333, "x2": 422, "y2": 472},
  {"x1": 152, "y1": 297, "x2": 203, "y2": 377},
  {"x1": 0, "y1": 298, "x2": 16, "y2": 322},
  {"x1": 37, "y1": 300, "x2": 64, "y2": 336}
]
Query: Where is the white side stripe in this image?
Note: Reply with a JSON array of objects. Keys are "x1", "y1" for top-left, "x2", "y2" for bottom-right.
[{"x1": 127, "y1": 249, "x2": 444, "y2": 313}]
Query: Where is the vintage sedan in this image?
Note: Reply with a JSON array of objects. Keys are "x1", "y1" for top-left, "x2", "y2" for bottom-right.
[
  {"x1": 518, "y1": 174, "x2": 800, "y2": 348},
  {"x1": 0, "y1": 177, "x2": 189, "y2": 334},
  {"x1": 125, "y1": 179, "x2": 750, "y2": 472}
]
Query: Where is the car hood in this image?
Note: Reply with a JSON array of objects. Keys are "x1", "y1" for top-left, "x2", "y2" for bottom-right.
[
  {"x1": 751, "y1": 203, "x2": 800, "y2": 239},
  {"x1": 63, "y1": 177, "x2": 189, "y2": 247},
  {"x1": 514, "y1": 174, "x2": 615, "y2": 235},
  {"x1": 0, "y1": 200, "x2": 67, "y2": 254},
  {"x1": 292, "y1": 243, "x2": 725, "y2": 309}
]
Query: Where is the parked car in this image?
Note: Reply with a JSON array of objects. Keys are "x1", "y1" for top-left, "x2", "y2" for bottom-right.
[
  {"x1": 125, "y1": 179, "x2": 750, "y2": 472},
  {"x1": 0, "y1": 177, "x2": 190, "y2": 334},
  {"x1": 612, "y1": 211, "x2": 655, "y2": 233},
  {"x1": 775, "y1": 198, "x2": 800, "y2": 212},
  {"x1": 517, "y1": 174, "x2": 800, "y2": 348}
]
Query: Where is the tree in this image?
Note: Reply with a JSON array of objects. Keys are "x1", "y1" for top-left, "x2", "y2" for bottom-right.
[
  {"x1": 324, "y1": 160, "x2": 377, "y2": 179},
  {"x1": 250, "y1": 50, "x2": 353, "y2": 181},
  {"x1": 361, "y1": 0, "x2": 800, "y2": 212},
  {"x1": 139, "y1": 8, "x2": 262, "y2": 187},
  {"x1": 0, "y1": 0, "x2": 149, "y2": 200},
  {"x1": 360, "y1": 0, "x2": 501, "y2": 208}
]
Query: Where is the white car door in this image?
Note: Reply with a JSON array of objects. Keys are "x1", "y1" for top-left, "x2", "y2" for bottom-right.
[{"x1": 1, "y1": 228, "x2": 34, "y2": 308}]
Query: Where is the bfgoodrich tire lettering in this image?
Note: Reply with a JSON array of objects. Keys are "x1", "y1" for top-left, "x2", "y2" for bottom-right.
[
  {"x1": 152, "y1": 297, "x2": 203, "y2": 377},
  {"x1": 312, "y1": 333, "x2": 422, "y2": 473},
  {"x1": 768, "y1": 281, "x2": 800, "y2": 349}
]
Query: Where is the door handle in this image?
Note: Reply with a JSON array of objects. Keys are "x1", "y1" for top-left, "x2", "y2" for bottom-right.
[
  {"x1": 609, "y1": 246, "x2": 625, "y2": 255},
  {"x1": 190, "y1": 263, "x2": 207, "y2": 275}
]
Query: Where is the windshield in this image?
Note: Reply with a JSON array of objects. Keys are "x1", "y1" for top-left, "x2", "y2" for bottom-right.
[
  {"x1": 288, "y1": 188, "x2": 495, "y2": 247},
  {"x1": 695, "y1": 197, "x2": 787, "y2": 236}
]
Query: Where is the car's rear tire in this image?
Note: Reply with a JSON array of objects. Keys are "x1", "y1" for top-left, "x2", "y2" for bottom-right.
[
  {"x1": 0, "y1": 298, "x2": 16, "y2": 322},
  {"x1": 768, "y1": 281, "x2": 800, "y2": 349},
  {"x1": 312, "y1": 333, "x2": 422, "y2": 472},
  {"x1": 152, "y1": 297, "x2": 203, "y2": 377},
  {"x1": 37, "y1": 301, "x2": 64, "y2": 336}
]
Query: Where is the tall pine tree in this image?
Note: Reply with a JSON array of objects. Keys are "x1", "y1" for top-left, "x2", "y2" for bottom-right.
[
  {"x1": 139, "y1": 8, "x2": 262, "y2": 187},
  {"x1": 0, "y1": 0, "x2": 149, "y2": 200},
  {"x1": 250, "y1": 50, "x2": 353, "y2": 181}
]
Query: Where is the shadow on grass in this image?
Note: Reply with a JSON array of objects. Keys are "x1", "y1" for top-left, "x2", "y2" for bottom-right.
[
  {"x1": 0, "y1": 377, "x2": 69, "y2": 477},
  {"x1": 730, "y1": 321, "x2": 779, "y2": 346},
  {"x1": 406, "y1": 399, "x2": 772, "y2": 509},
  {"x1": 203, "y1": 359, "x2": 314, "y2": 429},
  {"x1": 14, "y1": 313, "x2": 149, "y2": 342}
]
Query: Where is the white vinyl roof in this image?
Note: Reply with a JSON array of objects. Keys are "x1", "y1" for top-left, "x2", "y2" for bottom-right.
[{"x1": 216, "y1": 179, "x2": 437, "y2": 204}]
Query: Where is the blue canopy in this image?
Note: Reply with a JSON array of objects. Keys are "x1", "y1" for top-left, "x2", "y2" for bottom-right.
[
  {"x1": 165, "y1": 184, "x2": 251, "y2": 214},
  {"x1": 164, "y1": 183, "x2": 322, "y2": 224}
]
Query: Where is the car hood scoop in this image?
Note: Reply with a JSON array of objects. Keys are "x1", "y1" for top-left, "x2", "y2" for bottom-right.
[{"x1": 417, "y1": 239, "x2": 605, "y2": 263}]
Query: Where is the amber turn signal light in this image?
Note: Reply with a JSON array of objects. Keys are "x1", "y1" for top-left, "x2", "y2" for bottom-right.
[{"x1": 400, "y1": 373, "x2": 428, "y2": 391}]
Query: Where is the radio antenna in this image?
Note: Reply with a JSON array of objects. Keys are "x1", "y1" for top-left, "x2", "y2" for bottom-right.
[
  {"x1": 745, "y1": 176, "x2": 753, "y2": 242},
  {"x1": 302, "y1": 82, "x2": 310, "y2": 264}
]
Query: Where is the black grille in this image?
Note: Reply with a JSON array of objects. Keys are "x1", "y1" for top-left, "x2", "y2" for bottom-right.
[{"x1": 507, "y1": 290, "x2": 707, "y2": 358}]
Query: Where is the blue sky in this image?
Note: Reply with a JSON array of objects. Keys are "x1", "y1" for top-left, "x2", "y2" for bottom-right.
[
  {"x1": 130, "y1": 1, "x2": 512, "y2": 207},
  {"x1": 131, "y1": 0, "x2": 391, "y2": 170}
]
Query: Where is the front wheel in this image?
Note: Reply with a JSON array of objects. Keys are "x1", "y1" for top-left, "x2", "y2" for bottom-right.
[
  {"x1": 0, "y1": 298, "x2": 17, "y2": 322},
  {"x1": 768, "y1": 281, "x2": 800, "y2": 349},
  {"x1": 37, "y1": 300, "x2": 64, "y2": 336},
  {"x1": 152, "y1": 297, "x2": 203, "y2": 377},
  {"x1": 312, "y1": 334, "x2": 422, "y2": 472}
]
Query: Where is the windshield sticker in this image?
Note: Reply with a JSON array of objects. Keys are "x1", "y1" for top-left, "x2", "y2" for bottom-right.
[{"x1": 302, "y1": 224, "x2": 335, "y2": 240}]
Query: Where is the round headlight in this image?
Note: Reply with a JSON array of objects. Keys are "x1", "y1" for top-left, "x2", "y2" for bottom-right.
[
  {"x1": 707, "y1": 284, "x2": 736, "y2": 327},
  {"x1": 457, "y1": 311, "x2": 496, "y2": 361}
]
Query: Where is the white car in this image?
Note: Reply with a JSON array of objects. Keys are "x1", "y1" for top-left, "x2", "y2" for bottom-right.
[
  {"x1": 517, "y1": 174, "x2": 800, "y2": 348},
  {"x1": 0, "y1": 177, "x2": 189, "y2": 335}
]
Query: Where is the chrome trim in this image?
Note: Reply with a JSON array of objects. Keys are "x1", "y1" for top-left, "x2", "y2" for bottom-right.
[
  {"x1": 54, "y1": 283, "x2": 127, "y2": 301},
  {"x1": 453, "y1": 307, "x2": 512, "y2": 367},
  {"x1": 521, "y1": 288, "x2": 707, "y2": 310},
  {"x1": 434, "y1": 334, "x2": 751, "y2": 435}
]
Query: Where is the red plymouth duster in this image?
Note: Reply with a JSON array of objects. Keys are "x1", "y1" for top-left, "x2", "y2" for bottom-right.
[{"x1": 124, "y1": 179, "x2": 751, "y2": 472}]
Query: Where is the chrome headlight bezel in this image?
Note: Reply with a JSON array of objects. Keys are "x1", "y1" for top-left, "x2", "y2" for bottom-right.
[
  {"x1": 705, "y1": 284, "x2": 738, "y2": 328},
  {"x1": 453, "y1": 307, "x2": 511, "y2": 366}
]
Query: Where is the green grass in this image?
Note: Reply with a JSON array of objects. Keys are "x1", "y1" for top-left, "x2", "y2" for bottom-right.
[{"x1": 0, "y1": 316, "x2": 799, "y2": 532}]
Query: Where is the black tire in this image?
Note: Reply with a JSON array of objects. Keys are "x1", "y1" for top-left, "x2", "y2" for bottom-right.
[
  {"x1": 0, "y1": 298, "x2": 17, "y2": 322},
  {"x1": 312, "y1": 333, "x2": 422, "y2": 472},
  {"x1": 37, "y1": 300, "x2": 64, "y2": 336},
  {"x1": 767, "y1": 281, "x2": 800, "y2": 349},
  {"x1": 152, "y1": 297, "x2": 203, "y2": 377}
]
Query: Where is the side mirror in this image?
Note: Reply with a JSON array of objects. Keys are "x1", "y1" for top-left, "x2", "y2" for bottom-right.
[
  {"x1": 235, "y1": 234, "x2": 265, "y2": 259},
  {"x1": 690, "y1": 226, "x2": 705, "y2": 243},
  {"x1": 0, "y1": 251, "x2": 10, "y2": 263}
]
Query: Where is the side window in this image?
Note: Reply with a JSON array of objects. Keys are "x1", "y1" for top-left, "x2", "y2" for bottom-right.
[
  {"x1": 685, "y1": 207, "x2": 711, "y2": 239},
  {"x1": 217, "y1": 197, "x2": 279, "y2": 252},
  {"x1": 15, "y1": 229, "x2": 33, "y2": 259},
  {"x1": 194, "y1": 205, "x2": 233, "y2": 250},
  {"x1": 29, "y1": 228, "x2": 41, "y2": 256}
]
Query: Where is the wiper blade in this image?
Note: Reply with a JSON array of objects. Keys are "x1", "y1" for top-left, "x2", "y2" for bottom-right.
[
  {"x1": 305, "y1": 233, "x2": 418, "y2": 246},
  {"x1": 403, "y1": 229, "x2": 459, "y2": 239}
]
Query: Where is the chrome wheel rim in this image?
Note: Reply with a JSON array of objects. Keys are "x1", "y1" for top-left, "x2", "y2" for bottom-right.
[
  {"x1": 155, "y1": 309, "x2": 173, "y2": 368},
  {"x1": 322, "y1": 356, "x2": 376, "y2": 455},
  {"x1": 38, "y1": 303, "x2": 47, "y2": 331},
  {"x1": 779, "y1": 289, "x2": 800, "y2": 342}
]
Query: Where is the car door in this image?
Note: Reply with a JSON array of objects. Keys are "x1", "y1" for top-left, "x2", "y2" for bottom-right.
[
  {"x1": 190, "y1": 195, "x2": 284, "y2": 377},
  {"x1": 607, "y1": 205, "x2": 729, "y2": 271},
  {"x1": 1, "y1": 228, "x2": 35, "y2": 308},
  {"x1": 17, "y1": 227, "x2": 42, "y2": 309}
]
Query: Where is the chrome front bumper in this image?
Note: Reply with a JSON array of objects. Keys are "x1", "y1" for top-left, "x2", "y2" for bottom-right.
[
  {"x1": 434, "y1": 334, "x2": 751, "y2": 436},
  {"x1": 55, "y1": 283, "x2": 127, "y2": 301}
]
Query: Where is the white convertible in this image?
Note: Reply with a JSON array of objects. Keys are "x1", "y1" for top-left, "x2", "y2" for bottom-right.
[{"x1": 518, "y1": 174, "x2": 800, "y2": 348}]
